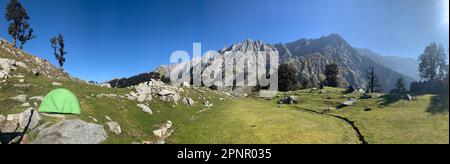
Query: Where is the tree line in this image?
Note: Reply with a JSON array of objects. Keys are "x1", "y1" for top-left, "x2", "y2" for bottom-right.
[{"x1": 4, "y1": 0, "x2": 67, "y2": 70}]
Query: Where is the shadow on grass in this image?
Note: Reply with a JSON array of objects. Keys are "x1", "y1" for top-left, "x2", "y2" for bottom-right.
[
  {"x1": 377, "y1": 91, "x2": 449, "y2": 115},
  {"x1": 377, "y1": 94, "x2": 404, "y2": 108},
  {"x1": 426, "y1": 93, "x2": 449, "y2": 115}
]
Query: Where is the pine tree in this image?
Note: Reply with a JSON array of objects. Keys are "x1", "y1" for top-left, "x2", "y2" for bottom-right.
[
  {"x1": 391, "y1": 78, "x2": 406, "y2": 94},
  {"x1": 325, "y1": 63, "x2": 339, "y2": 87},
  {"x1": 51, "y1": 34, "x2": 67, "y2": 70},
  {"x1": 367, "y1": 67, "x2": 381, "y2": 93}
]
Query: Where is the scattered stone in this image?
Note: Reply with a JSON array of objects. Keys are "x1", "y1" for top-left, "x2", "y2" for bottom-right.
[
  {"x1": 278, "y1": 96, "x2": 298, "y2": 104},
  {"x1": 1, "y1": 119, "x2": 19, "y2": 133},
  {"x1": 405, "y1": 94, "x2": 413, "y2": 101},
  {"x1": 181, "y1": 81, "x2": 190, "y2": 87},
  {"x1": 6, "y1": 114, "x2": 20, "y2": 121},
  {"x1": 153, "y1": 120, "x2": 173, "y2": 139},
  {"x1": 204, "y1": 101, "x2": 213, "y2": 107},
  {"x1": 346, "y1": 86, "x2": 356, "y2": 93},
  {"x1": 104, "y1": 116, "x2": 112, "y2": 121},
  {"x1": 182, "y1": 97, "x2": 195, "y2": 106},
  {"x1": 18, "y1": 79, "x2": 24, "y2": 83},
  {"x1": 41, "y1": 113, "x2": 66, "y2": 119},
  {"x1": 0, "y1": 115, "x2": 5, "y2": 123},
  {"x1": 20, "y1": 102, "x2": 30, "y2": 107},
  {"x1": 219, "y1": 98, "x2": 224, "y2": 101},
  {"x1": 13, "y1": 84, "x2": 30, "y2": 87},
  {"x1": 360, "y1": 94, "x2": 373, "y2": 99},
  {"x1": 158, "y1": 90, "x2": 173, "y2": 96},
  {"x1": 106, "y1": 121, "x2": 122, "y2": 135},
  {"x1": 243, "y1": 93, "x2": 249, "y2": 97},
  {"x1": 29, "y1": 96, "x2": 44, "y2": 101},
  {"x1": 10, "y1": 95, "x2": 27, "y2": 103},
  {"x1": 14, "y1": 74, "x2": 25, "y2": 78},
  {"x1": 339, "y1": 98, "x2": 357, "y2": 108},
  {"x1": 137, "y1": 104, "x2": 153, "y2": 115},
  {"x1": 96, "y1": 93, "x2": 117, "y2": 99},
  {"x1": 52, "y1": 82, "x2": 62, "y2": 86},
  {"x1": 319, "y1": 89, "x2": 327, "y2": 94},
  {"x1": 0, "y1": 70, "x2": 10, "y2": 79},
  {"x1": 32, "y1": 119, "x2": 107, "y2": 144},
  {"x1": 88, "y1": 116, "x2": 98, "y2": 123}
]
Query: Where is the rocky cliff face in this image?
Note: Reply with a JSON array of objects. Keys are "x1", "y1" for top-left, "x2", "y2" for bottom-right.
[
  {"x1": 274, "y1": 34, "x2": 414, "y2": 91},
  {"x1": 153, "y1": 34, "x2": 414, "y2": 92}
]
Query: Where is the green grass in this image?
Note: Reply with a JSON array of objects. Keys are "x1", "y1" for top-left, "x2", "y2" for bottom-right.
[{"x1": 170, "y1": 98, "x2": 359, "y2": 144}]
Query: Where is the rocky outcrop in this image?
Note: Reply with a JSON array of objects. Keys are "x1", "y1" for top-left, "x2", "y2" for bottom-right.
[{"x1": 32, "y1": 119, "x2": 107, "y2": 144}]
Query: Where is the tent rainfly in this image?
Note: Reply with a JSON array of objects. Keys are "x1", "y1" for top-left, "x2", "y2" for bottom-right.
[{"x1": 39, "y1": 88, "x2": 81, "y2": 114}]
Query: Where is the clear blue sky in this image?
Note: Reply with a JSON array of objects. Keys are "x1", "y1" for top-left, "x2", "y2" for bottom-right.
[{"x1": 0, "y1": 0, "x2": 448, "y2": 82}]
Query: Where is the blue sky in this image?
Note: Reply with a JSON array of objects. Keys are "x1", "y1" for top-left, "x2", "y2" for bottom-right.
[{"x1": 0, "y1": 0, "x2": 448, "y2": 82}]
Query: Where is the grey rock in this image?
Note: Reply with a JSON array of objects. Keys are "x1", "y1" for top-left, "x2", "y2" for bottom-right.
[
  {"x1": 106, "y1": 121, "x2": 122, "y2": 135},
  {"x1": 10, "y1": 95, "x2": 27, "y2": 103},
  {"x1": 0, "y1": 115, "x2": 5, "y2": 123},
  {"x1": 158, "y1": 90, "x2": 173, "y2": 96},
  {"x1": 405, "y1": 94, "x2": 413, "y2": 101},
  {"x1": 137, "y1": 104, "x2": 153, "y2": 115},
  {"x1": 341, "y1": 98, "x2": 357, "y2": 107},
  {"x1": 52, "y1": 82, "x2": 62, "y2": 86},
  {"x1": 29, "y1": 96, "x2": 44, "y2": 101},
  {"x1": 278, "y1": 96, "x2": 298, "y2": 104},
  {"x1": 32, "y1": 119, "x2": 107, "y2": 144}
]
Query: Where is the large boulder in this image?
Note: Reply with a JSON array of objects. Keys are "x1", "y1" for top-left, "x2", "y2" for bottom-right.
[{"x1": 32, "y1": 119, "x2": 107, "y2": 144}]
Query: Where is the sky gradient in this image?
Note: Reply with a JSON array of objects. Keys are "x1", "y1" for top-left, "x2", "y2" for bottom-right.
[{"x1": 0, "y1": 0, "x2": 448, "y2": 82}]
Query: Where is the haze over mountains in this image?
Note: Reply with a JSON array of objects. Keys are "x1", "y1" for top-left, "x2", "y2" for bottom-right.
[{"x1": 116, "y1": 34, "x2": 416, "y2": 92}]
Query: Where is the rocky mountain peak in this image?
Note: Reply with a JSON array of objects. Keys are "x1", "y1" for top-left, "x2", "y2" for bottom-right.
[{"x1": 221, "y1": 39, "x2": 277, "y2": 53}]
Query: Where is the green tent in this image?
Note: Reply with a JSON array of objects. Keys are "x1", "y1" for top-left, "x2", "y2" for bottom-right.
[{"x1": 39, "y1": 88, "x2": 81, "y2": 114}]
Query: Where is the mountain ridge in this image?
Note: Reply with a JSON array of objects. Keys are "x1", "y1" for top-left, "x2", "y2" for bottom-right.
[{"x1": 150, "y1": 34, "x2": 414, "y2": 92}]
